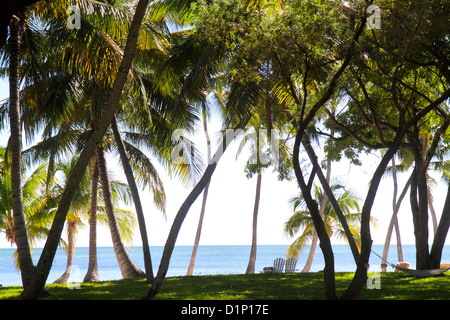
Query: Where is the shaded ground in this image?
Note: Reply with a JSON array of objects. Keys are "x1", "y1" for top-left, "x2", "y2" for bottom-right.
[{"x1": 1, "y1": 272, "x2": 450, "y2": 300}]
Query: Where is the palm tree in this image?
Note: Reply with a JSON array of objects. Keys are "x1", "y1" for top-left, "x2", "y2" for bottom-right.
[
  {"x1": 20, "y1": 0, "x2": 151, "y2": 300},
  {"x1": 83, "y1": 157, "x2": 100, "y2": 282},
  {"x1": 7, "y1": 6, "x2": 35, "y2": 289},
  {"x1": 186, "y1": 102, "x2": 212, "y2": 276},
  {"x1": 52, "y1": 155, "x2": 137, "y2": 283},
  {"x1": 284, "y1": 182, "x2": 366, "y2": 263},
  {"x1": 0, "y1": 147, "x2": 65, "y2": 268},
  {"x1": 236, "y1": 127, "x2": 272, "y2": 274}
]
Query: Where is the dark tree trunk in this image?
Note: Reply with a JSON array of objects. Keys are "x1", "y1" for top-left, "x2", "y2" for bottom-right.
[
  {"x1": 9, "y1": 13, "x2": 35, "y2": 289},
  {"x1": 111, "y1": 115, "x2": 154, "y2": 283},
  {"x1": 341, "y1": 130, "x2": 405, "y2": 299},
  {"x1": 144, "y1": 128, "x2": 241, "y2": 300},
  {"x1": 292, "y1": 130, "x2": 337, "y2": 300},
  {"x1": 301, "y1": 136, "x2": 360, "y2": 263},
  {"x1": 430, "y1": 183, "x2": 450, "y2": 268},
  {"x1": 96, "y1": 146, "x2": 145, "y2": 279}
]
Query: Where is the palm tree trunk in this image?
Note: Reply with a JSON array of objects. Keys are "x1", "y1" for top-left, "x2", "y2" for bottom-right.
[
  {"x1": 83, "y1": 158, "x2": 100, "y2": 282},
  {"x1": 186, "y1": 183, "x2": 209, "y2": 276},
  {"x1": 9, "y1": 13, "x2": 35, "y2": 288},
  {"x1": 96, "y1": 146, "x2": 145, "y2": 279},
  {"x1": 19, "y1": 0, "x2": 149, "y2": 299},
  {"x1": 430, "y1": 182, "x2": 450, "y2": 268},
  {"x1": 187, "y1": 109, "x2": 211, "y2": 276},
  {"x1": 144, "y1": 127, "x2": 242, "y2": 300},
  {"x1": 53, "y1": 221, "x2": 76, "y2": 283},
  {"x1": 246, "y1": 173, "x2": 262, "y2": 274},
  {"x1": 427, "y1": 187, "x2": 438, "y2": 235},
  {"x1": 381, "y1": 160, "x2": 410, "y2": 271},
  {"x1": 394, "y1": 217, "x2": 403, "y2": 262},
  {"x1": 111, "y1": 115, "x2": 153, "y2": 283}
]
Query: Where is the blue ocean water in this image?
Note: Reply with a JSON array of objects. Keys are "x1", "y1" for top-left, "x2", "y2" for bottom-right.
[{"x1": 0, "y1": 244, "x2": 449, "y2": 287}]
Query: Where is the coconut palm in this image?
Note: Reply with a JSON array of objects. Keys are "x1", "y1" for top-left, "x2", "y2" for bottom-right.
[
  {"x1": 0, "y1": 147, "x2": 64, "y2": 267},
  {"x1": 284, "y1": 182, "x2": 366, "y2": 263},
  {"x1": 6, "y1": 4, "x2": 35, "y2": 289},
  {"x1": 51, "y1": 155, "x2": 136, "y2": 283},
  {"x1": 19, "y1": 0, "x2": 151, "y2": 300}
]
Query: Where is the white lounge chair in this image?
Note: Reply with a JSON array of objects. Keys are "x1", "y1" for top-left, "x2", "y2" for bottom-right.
[
  {"x1": 285, "y1": 258, "x2": 297, "y2": 273},
  {"x1": 273, "y1": 258, "x2": 285, "y2": 273}
]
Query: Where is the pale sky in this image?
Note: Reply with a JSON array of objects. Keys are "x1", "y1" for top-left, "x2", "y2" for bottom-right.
[{"x1": 0, "y1": 77, "x2": 449, "y2": 251}]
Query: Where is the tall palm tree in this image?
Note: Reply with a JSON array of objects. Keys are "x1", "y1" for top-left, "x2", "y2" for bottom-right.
[
  {"x1": 236, "y1": 127, "x2": 272, "y2": 274},
  {"x1": 7, "y1": 7, "x2": 35, "y2": 289},
  {"x1": 96, "y1": 144, "x2": 144, "y2": 278},
  {"x1": 284, "y1": 182, "x2": 366, "y2": 262},
  {"x1": 20, "y1": 0, "x2": 151, "y2": 300},
  {"x1": 186, "y1": 102, "x2": 212, "y2": 276},
  {"x1": 83, "y1": 157, "x2": 100, "y2": 282},
  {"x1": 0, "y1": 149, "x2": 49, "y2": 247},
  {"x1": 52, "y1": 155, "x2": 136, "y2": 283}
]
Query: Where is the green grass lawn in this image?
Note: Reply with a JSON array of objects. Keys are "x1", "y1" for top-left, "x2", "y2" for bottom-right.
[{"x1": 1, "y1": 272, "x2": 450, "y2": 300}]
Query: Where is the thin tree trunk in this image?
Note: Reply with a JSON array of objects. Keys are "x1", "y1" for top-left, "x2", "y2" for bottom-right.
[
  {"x1": 19, "y1": 0, "x2": 149, "y2": 299},
  {"x1": 83, "y1": 158, "x2": 99, "y2": 282},
  {"x1": 302, "y1": 232, "x2": 318, "y2": 272},
  {"x1": 96, "y1": 146, "x2": 145, "y2": 279},
  {"x1": 111, "y1": 115, "x2": 153, "y2": 283},
  {"x1": 430, "y1": 182, "x2": 450, "y2": 268},
  {"x1": 187, "y1": 108, "x2": 212, "y2": 276},
  {"x1": 302, "y1": 136, "x2": 360, "y2": 263},
  {"x1": 246, "y1": 173, "x2": 262, "y2": 274},
  {"x1": 9, "y1": 13, "x2": 35, "y2": 288},
  {"x1": 186, "y1": 183, "x2": 209, "y2": 276},
  {"x1": 302, "y1": 154, "x2": 331, "y2": 272},
  {"x1": 427, "y1": 186, "x2": 438, "y2": 235},
  {"x1": 293, "y1": 129, "x2": 337, "y2": 300},
  {"x1": 144, "y1": 128, "x2": 242, "y2": 300},
  {"x1": 53, "y1": 221, "x2": 76, "y2": 283},
  {"x1": 394, "y1": 217, "x2": 403, "y2": 262},
  {"x1": 381, "y1": 158, "x2": 409, "y2": 271}
]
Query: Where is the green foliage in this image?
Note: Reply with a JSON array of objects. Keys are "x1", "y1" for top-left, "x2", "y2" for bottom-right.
[{"x1": 284, "y1": 181, "x2": 366, "y2": 258}]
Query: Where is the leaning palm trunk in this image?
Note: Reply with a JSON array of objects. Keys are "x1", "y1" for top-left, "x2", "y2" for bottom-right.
[
  {"x1": 381, "y1": 158, "x2": 410, "y2": 271},
  {"x1": 9, "y1": 13, "x2": 35, "y2": 288},
  {"x1": 83, "y1": 158, "x2": 100, "y2": 282},
  {"x1": 187, "y1": 112, "x2": 212, "y2": 276},
  {"x1": 144, "y1": 128, "x2": 242, "y2": 299},
  {"x1": 19, "y1": 1, "x2": 149, "y2": 299},
  {"x1": 96, "y1": 146, "x2": 145, "y2": 279},
  {"x1": 111, "y1": 115, "x2": 154, "y2": 283},
  {"x1": 53, "y1": 221, "x2": 76, "y2": 283},
  {"x1": 186, "y1": 182, "x2": 209, "y2": 276},
  {"x1": 246, "y1": 173, "x2": 262, "y2": 274}
]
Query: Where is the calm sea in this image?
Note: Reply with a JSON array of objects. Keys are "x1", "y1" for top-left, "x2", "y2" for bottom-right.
[{"x1": 1, "y1": 244, "x2": 449, "y2": 287}]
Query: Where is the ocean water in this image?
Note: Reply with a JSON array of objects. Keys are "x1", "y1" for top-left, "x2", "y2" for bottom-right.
[{"x1": 0, "y1": 244, "x2": 449, "y2": 287}]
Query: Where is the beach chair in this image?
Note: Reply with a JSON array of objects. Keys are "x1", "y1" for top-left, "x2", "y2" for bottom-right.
[
  {"x1": 273, "y1": 258, "x2": 285, "y2": 273},
  {"x1": 285, "y1": 258, "x2": 297, "y2": 273}
]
